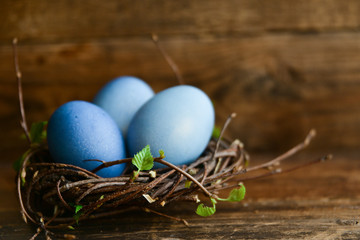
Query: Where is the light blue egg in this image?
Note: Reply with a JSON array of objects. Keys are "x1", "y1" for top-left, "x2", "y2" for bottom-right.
[
  {"x1": 127, "y1": 85, "x2": 215, "y2": 168},
  {"x1": 93, "y1": 76, "x2": 155, "y2": 137},
  {"x1": 47, "y1": 100, "x2": 126, "y2": 178}
]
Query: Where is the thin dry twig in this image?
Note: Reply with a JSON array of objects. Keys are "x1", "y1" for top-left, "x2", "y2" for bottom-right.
[
  {"x1": 56, "y1": 179, "x2": 73, "y2": 211},
  {"x1": 246, "y1": 129, "x2": 317, "y2": 172},
  {"x1": 212, "y1": 113, "x2": 237, "y2": 161},
  {"x1": 13, "y1": 38, "x2": 31, "y2": 144},
  {"x1": 142, "y1": 207, "x2": 189, "y2": 226},
  {"x1": 152, "y1": 33, "x2": 184, "y2": 85}
]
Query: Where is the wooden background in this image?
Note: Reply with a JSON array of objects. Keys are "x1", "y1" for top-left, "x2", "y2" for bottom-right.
[
  {"x1": 1, "y1": 1, "x2": 360, "y2": 239},
  {"x1": 1, "y1": 0, "x2": 360, "y2": 158}
]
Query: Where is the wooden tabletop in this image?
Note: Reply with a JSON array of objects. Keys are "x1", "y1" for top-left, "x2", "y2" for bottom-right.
[{"x1": 1, "y1": 150, "x2": 359, "y2": 239}]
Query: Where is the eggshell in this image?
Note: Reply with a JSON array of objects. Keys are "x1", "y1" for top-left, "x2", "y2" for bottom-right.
[
  {"x1": 93, "y1": 76, "x2": 155, "y2": 136},
  {"x1": 47, "y1": 100, "x2": 126, "y2": 178},
  {"x1": 127, "y1": 85, "x2": 215, "y2": 167}
]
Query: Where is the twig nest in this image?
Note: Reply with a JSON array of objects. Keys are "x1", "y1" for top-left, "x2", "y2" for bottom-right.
[{"x1": 19, "y1": 137, "x2": 246, "y2": 227}]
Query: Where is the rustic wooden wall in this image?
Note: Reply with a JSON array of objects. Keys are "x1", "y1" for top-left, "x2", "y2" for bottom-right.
[{"x1": 1, "y1": 0, "x2": 360, "y2": 163}]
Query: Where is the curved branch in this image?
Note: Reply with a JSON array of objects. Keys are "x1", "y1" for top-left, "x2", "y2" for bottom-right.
[
  {"x1": 246, "y1": 129, "x2": 317, "y2": 172},
  {"x1": 154, "y1": 158, "x2": 213, "y2": 198},
  {"x1": 152, "y1": 33, "x2": 184, "y2": 85},
  {"x1": 13, "y1": 38, "x2": 31, "y2": 144}
]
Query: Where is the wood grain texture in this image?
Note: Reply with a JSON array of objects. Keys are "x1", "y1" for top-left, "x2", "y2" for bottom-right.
[
  {"x1": 1, "y1": 0, "x2": 360, "y2": 43},
  {"x1": 1, "y1": 154, "x2": 359, "y2": 239},
  {"x1": 1, "y1": 32, "x2": 360, "y2": 153},
  {"x1": 1, "y1": 1, "x2": 360, "y2": 156},
  {"x1": 1, "y1": 1, "x2": 359, "y2": 239}
]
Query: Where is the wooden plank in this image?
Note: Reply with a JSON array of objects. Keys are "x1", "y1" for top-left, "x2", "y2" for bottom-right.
[
  {"x1": 1, "y1": 155, "x2": 359, "y2": 239},
  {"x1": 1, "y1": 33, "x2": 359, "y2": 85},
  {"x1": 2, "y1": 199, "x2": 360, "y2": 239},
  {"x1": 1, "y1": 32, "x2": 360, "y2": 152},
  {"x1": 1, "y1": 0, "x2": 360, "y2": 43}
]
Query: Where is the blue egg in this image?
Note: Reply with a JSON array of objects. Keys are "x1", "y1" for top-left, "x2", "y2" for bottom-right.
[
  {"x1": 47, "y1": 100, "x2": 126, "y2": 178},
  {"x1": 93, "y1": 76, "x2": 155, "y2": 137},
  {"x1": 127, "y1": 85, "x2": 215, "y2": 167}
]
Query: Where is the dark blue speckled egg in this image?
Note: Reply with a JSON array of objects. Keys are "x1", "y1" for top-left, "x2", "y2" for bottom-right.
[
  {"x1": 47, "y1": 100, "x2": 126, "y2": 177},
  {"x1": 127, "y1": 85, "x2": 215, "y2": 168}
]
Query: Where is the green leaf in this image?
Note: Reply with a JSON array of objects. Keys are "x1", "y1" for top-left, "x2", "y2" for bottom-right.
[
  {"x1": 159, "y1": 149, "x2": 165, "y2": 158},
  {"x1": 75, "y1": 205, "x2": 83, "y2": 214},
  {"x1": 132, "y1": 145, "x2": 154, "y2": 171},
  {"x1": 217, "y1": 184, "x2": 246, "y2": 202},
  {"x1": 244, "y1": 157, "x2": 250, "y2": 168},
  {"x1": 196, "y1": 198, "x2": 217, "y2": 217},
  {"x1": 68, "y1": 203, "x2": 83, "y2": 224},
  {"x1": 185, "y1": 180, "x2": 192, "y2": 188},
  {"x1": 14, "y1": 121, "x2": 48, "y2": 174},
  {"x1": 13, "y1": 148, "x2": 33, "y2": 173},
  {"x1": 29, "y1": 121, "x2": 47, "y2": 144},
  {"x1": 13, "y1": 152, "x2": 25, "y2": 172},
  {"x1": 73, "y1": 211, "x2": 82, "y2": 224},
  {"x1": 212, "y1": 126, "x2": 221, "y2": 139},
  {"x1": 68, "y1": 225, "x2": 75, "y2": 230},
  {"x1": 97, "y1": 195, "x2": 105, "y2": 208},
  {"x1": 131, "y1": 170, "x2": 139, "y2": 181}
]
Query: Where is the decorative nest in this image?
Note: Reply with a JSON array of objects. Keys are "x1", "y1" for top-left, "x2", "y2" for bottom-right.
[
  {"x1": 19, "y1": 131, "x2": 248, "y2": 226},
  {"x1": 18, "y1": 118, "x2": 329, "y2": 240},
  {"x1": 12, "y1": 38, "x2": 331, "y2": 240}
]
